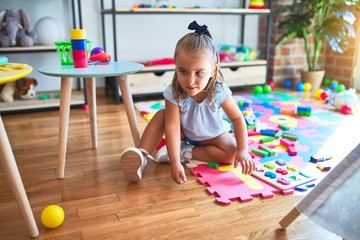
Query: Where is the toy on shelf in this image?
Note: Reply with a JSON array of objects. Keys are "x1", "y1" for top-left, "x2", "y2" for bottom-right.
[
  {"x1": 0, "y1": 9, "x2": 36, "y2": 47},
  {"x1": 218, "y1": 44, "x2": 260, "y2": 63},
  {"x1": 0, "y1": 75, "x2": 37, "y2": 102},
  {"x1": 249, "y1": 0, "x2": 265, "y2": 9},
  {"x1": 138, "y1": 57, "x2": 174, "y2": 66}
]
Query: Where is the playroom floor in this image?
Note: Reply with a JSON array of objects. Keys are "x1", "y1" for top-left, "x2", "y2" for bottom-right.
[{"x1": 0, "y1": 87, "x2": 359, "y2": 239}]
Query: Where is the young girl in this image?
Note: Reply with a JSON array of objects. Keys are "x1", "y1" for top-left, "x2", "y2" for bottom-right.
[{"x1": 121, "y1": 21, "x2": 255, "y2": 184}]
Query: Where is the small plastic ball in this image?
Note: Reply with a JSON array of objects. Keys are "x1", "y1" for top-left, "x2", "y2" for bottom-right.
[
  {"x1": 323, "y1": 88, "x2": 332, "y2": 94},
  {"x1": 330, "y1": 81, "x2": 338, "y2": 90},
  {"x1": 337, "y1": 84, "x2": 346, "y2": 92},
  {"x1": 267, "y1": 81, "x2": 274, "y2": 88},
  {"x1": 320, "y1": 91, "x2": 330, "y2": 100},
  {"x1": 90, "y1": 47, "x2": 104, "y2": 56},
  {"x1": 41, "y1": 205, "x2": 65, "y2": 228},
  {"x1": 315, "y1": 89, "x2": 324, "y2": 100},
  {"x1": 296, "y1": 82, "x2": 304, "y2": 92},
  {"x1": 303, "y1": 82, "x2": 312, "y2": 92},
  {"x1": 284, "y1": 79, "x2": 292, "y2": 88},
  {"x1": 254, "y1": 85, "x2": 263, "y2": 94},
  {"x1": 340, "y1": 105, "x2": 352, "y2": 115},
  {"x1": 263, "y1": 84, "x2": 272, "y2": 94},
  {"x1": 323, "y1": 77, "x2": 331, "y2": 86}
]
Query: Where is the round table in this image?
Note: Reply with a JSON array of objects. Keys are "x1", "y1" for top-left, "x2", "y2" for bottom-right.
[
  {"x1": 38, "y1": 61, "x2": 144, "y2": 179},
  {"x1": 0, "y1": 63, "x2": 39, "y2": 238}
]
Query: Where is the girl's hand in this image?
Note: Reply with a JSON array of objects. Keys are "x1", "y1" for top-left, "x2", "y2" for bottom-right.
[
  {"x1": 171, "y1": 162, "x2": 187, "y2": 184},
  {"x1": 234, "y1": 150, "x2": 255, "y2": 175}
]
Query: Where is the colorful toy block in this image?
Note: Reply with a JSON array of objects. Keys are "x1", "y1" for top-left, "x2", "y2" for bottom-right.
[{"x1": 297, "y1": 105, "x2": 312, "y2": 117}]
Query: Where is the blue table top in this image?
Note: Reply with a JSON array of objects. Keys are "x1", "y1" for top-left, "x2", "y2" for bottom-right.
[{"x1": 38, "y1": 61, "x2": 144, "y2": 78}]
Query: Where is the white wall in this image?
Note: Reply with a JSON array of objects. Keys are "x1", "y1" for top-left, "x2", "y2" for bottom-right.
[{"x1": 1, "y1": 0, "x2": 259, "y2": 91}]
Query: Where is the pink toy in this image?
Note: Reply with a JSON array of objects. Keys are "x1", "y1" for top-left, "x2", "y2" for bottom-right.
[{"x1": 191, "y1": 164, "x2": 293, "y2": 205}]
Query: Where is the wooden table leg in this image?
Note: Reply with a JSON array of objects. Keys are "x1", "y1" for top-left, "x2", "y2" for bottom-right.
[
  {"x1": 58, "y1": 77, "x2": 72, "y2": 179},
  {"x1": 85, "y1": 77, "x2": 98, "y2": 149},
  {"x1": 279, "y1": 207, "x2": 301, "y2": 229},
  {"x1": 0, "y1": 117, "x2": 39, "y2": 238},
  {"x1": 117, "y1": 75, "x2": 140, "y2": 147}
]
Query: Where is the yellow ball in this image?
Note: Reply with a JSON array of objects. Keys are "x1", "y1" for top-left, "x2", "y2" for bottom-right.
[
  {"x1": 41, "y1": 205, "x2": 65, "y2": 228},
  {"x1": 304, "y1": 82, "x2": 312, "y2": 92},
  {"x1": 315, "y1": 89, "x2": 324, "y2": 100}
]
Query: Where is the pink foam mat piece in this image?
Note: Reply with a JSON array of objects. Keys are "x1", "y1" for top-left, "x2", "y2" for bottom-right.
[{"x1": 191, "y1": 164, "x2": 294, "y2": 205}]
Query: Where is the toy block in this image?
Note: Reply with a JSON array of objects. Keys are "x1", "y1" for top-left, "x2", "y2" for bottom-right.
[
  {"x1": 280, "y1": 109, "x2": 295, "y2": 116},
  {"x1": 278, "y1": 123, "x2": 289, "y2": 131},
  {"x1": 263, "y1": 144, "x2": 277, "y2": 148},
  {"x1": 316, "y1": 163, "x2": 331, "y2": 172},
  {"x1": 260, "y1": 129, "x2": 277, "y2": 136},
  {"x1": 282, "y1": 133, "x2": 298, "y2": 141},
  {"x1": 280, "y1": 138, "x2": 294, "y2": 147},
  {"x1": 251, "y1": 148, "x2": 269, "y2": 157},
  {"x1": 207, "y1": 162, "x2": 219, "y2": 169},
  {"x1": 296, "y1": 105, "x2": 312, "y2": 117},
  {"x1": 259, "y1": 145, "x2": 275, "y2": 156},
  {"x1": 244, "y1": 115, "x2": 255, "y2": 126},
  {"x1": 310, "y1": 155, "x2": 333, "y2": 163},
  {"x1": 248, "y1": 131, "x2": 261, "y2": 136},
  {"x1": 274, "y1": 130, "x2": 283, "y2": 139},
  {"x1": 260, "y1": 137, "x2": 274, "y2": 143},
  {"x1": 287, "y1": 146, "x2": 297, "y2": 156}
]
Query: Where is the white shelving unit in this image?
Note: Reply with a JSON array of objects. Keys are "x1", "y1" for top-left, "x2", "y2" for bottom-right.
[
  {"x1": 0, "y1": 0, "x2": 86, "y2": 114},
  {"x1": 100, "y1": 1, "x2": 272, "y2": 103}
]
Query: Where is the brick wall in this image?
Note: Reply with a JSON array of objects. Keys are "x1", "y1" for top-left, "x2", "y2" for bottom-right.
[{"x1": 262, "y1": 0, "x2": 359, "y2": 88}]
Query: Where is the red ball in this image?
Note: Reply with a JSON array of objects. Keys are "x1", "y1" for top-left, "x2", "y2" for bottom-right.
[
  {"x1": 340, "y1": 105, "x2": 352, "y2": 115},
  {"x1": 267, "y1": 81, "x2": 274, "y2": 88},
  {"x1": 320, "y1": 91, "x2": 329, "y2": 100}
]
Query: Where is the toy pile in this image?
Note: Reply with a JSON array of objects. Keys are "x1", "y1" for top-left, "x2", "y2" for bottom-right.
[{"x1": 218, "y1": 44, "x2": 260, "y2": 63}]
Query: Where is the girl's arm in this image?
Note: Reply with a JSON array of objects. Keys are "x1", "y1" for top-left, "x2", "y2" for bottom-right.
[
  {"x1": 164, "y1": 99, "x2": 187, "y2": 184},
  {"x1": 221, "y1": 97, "x2": 255, "y2": 174}
]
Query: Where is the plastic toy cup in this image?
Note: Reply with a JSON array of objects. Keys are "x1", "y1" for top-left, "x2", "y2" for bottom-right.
[
  {"x1": 70, "y1": 29, "x2": 86, "y2": 39},
  {"x1": 71, "y1": 39, "x2": 88, "y2": 50},
  {"x1": 72, "y1": 50, "x2": 88, "y2": 68}
]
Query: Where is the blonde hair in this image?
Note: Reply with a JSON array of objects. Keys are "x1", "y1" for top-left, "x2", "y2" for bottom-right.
[{"x1": 172, "y1": 30, "x2": 224, "y2": 105}]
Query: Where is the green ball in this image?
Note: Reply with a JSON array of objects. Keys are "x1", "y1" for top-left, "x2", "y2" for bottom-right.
[
  {"x1": 323, "y1": 77, "x2": 331, "y2": 86},
  {"x1": 337, "y1": 84, "x2": 346, "y2": 92},
  {"x1": 263, "y1": 84, "x2": 272, "y2": 94},
  {"x1": 254, "y1": 85, "x2": 263, "y2": 94}
]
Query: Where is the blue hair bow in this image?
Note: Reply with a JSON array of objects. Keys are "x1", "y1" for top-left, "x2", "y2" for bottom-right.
[{"x1": 188, "y1": 21, "x2": 208, "y2": 34}]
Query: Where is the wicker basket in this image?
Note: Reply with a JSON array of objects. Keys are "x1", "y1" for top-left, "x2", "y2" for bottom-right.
[{"x1": 55, "y1": 41, "x2": 92, "y2": 65}]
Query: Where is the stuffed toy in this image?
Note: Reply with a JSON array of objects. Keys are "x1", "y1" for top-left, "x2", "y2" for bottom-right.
[
  {"x1": 330, "y1": 88, "x2": 359, "y2": 114},
  {"x1": 0, "y1": 9, "x2": 37, "y2": 47},
  {"x1": 0, "y1": 77, "x2": 37, "y2": 102}
]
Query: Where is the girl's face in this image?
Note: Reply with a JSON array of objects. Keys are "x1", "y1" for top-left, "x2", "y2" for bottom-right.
[{"x1": 175, "y1": 51, "x2": 215, "y2": 98}]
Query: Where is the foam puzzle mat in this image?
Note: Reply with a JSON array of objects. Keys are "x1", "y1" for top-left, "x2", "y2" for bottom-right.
[{"x1": 135, "y1": 92, "x2": 345, "y2": 204}]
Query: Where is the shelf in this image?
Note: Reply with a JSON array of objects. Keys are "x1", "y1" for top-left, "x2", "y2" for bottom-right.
[
  {"x1": 0, "y1": 45, "x2": 56, "y2": 54},
  {"x1": 102, "y1": 7, "x2": 271, "y2": 15},
  {"x1": 0, "y1": 90, "x2": 85, "y2": 114},
  {"x1": 138, "y1": 60, "x2": 267, "y2": 73}
]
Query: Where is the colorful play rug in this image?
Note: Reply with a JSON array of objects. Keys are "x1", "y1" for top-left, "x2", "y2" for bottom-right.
[{"x1": 135, "y1": 92, "x2": 345, "y2": 204}]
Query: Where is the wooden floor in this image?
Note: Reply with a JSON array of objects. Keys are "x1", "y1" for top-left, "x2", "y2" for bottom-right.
[{"x1": 0, "y1": 88, "x2": 345, "y2": 240}]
